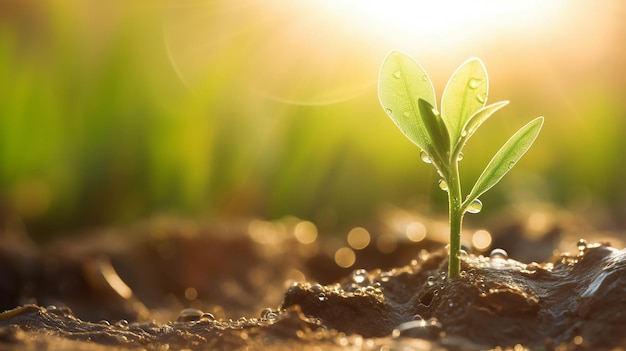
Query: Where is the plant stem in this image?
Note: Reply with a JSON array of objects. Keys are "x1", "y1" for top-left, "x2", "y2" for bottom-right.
[{"x1": 447, "y1": 158, "x2": 464, "y2": 279}]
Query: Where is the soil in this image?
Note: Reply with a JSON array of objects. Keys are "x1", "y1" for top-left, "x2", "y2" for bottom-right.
[{"x1": 1, "y1": 209, "x2": 625, "y2": 350}]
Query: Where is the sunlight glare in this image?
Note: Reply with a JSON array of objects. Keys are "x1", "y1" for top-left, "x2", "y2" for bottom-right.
[
  {"x1": 320, "y1": 0, "x2": 568, "y2": 49},
  {"x1": 164, "y1": 0, "x2": 569, "y2": 105}
]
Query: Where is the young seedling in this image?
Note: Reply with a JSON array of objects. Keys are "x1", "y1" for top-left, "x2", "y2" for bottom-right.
[{"x1": 378, "y1": 51, "x2": 543, "y2": 279}]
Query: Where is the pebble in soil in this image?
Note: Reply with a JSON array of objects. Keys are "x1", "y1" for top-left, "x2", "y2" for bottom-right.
[{"x1": 2, "y1": 241, "x2": 626, "y2": 350}]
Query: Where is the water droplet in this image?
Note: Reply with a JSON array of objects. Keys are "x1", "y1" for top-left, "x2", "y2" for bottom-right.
[
  {"x1": 260, "y1": 308, "x2": 277, "y2": 320},
  {"x1": 466, "y1": 199, "x2": 483, "y2": 214},
  {"x1": 116, "y1": 320, "x2": 129, "y2": 329},
  {"x1": 426, "y1": 276, "x2": 436, "y2": 287},
  {"x1": 260, "y1": 308, "x2": 272, "y2": 319},
  {"x1": 490, "y1": 248, "x2": 509, "y2": 260},
  {"x1": 384, "y1": 108, "x2": 392, "y2": 115},
  {"x1": 421, "y1": 75, "x2": 428, "y2": 82},
  {"x1": 420, "y1": 150, "x2": 432, "y2": 164},
  {"x1": 457, "y1": 152, "x2": 464, "y2": 161},
  {"x1": 508, "y1": 161, "x2": 516, "y2": 169},
  {"x1": 457, "y1": 249, "x2": 468, "y2": 259},
  {"x1": 318, "y1": 293, "x2": 327, "y2": 302},
  {"x1": 577, "y1": 239, "x2": 588, "y2": 252},
  {"x1": 99, "y1": 320, "x2": 111, "y2": 326},
  {"x1": 392, "y1": 318, "x2": 443, "y2": 339},
  {"x1": 380, "y1": 271, "x2": 392, "y2": 282},
  {"x1": 200, "y1": 313, "x2": 215, "y2": 322},
  {"x1": 476, "y1": 94, "x2": 487, "y2": 103},
  {"x1": 438, "y1": 179, "x2": 448, "y2": 192},
  {"x1": 468, "y1": 78, "x2": 481, "y2": 89},
  {"x1": 352, "y1": 269, "x2": 367, "y2": 284},
  {"x1": 461, "y1": 129, "x2": 468, "y2": 137},
  {"x1": 393, "y1": 71, "x2": 402, "y2": 79},
  {"x1": 310, "y1": 283, "x2": 323, "y2": 294},
  {"x1": 412, "y1": 314, "x2": 423, "y2": 321},
  {"x1": 176, "y1": 308, "x2": 203, "y2": 323}
]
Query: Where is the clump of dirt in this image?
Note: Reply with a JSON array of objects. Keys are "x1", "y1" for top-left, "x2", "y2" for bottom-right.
[
  {"x1": 0, "y1": 213, "x2": 626, "y2": 350},
  {"x1": 283, "y1": 242, "x2": 626, "y2": 349}
]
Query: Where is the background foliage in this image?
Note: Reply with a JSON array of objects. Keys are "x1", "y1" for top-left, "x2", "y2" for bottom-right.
[{"x1": 1, "y1": 1, "x2": 625, "y2": 239}]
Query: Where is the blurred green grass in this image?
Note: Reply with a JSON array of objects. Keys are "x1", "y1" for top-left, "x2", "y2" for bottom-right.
[{"x1": 1, "y1": 1, "x2": 625, "y2": 239}]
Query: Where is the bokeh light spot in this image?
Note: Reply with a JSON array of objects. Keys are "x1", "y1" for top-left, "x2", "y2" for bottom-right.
[
  {"x1": 294, "y1": 220, "x2": 318, "y2": 244},
  {"x1": 406, "y1": 221, "x2": 426, "y2": 242},
  {"x1": 472, "y1": 230, "x2": 492, "y2": 251},
  {"x1": 347, "y1": 227, "x2": 370, "y2": 250},
  {"x1": 334, "y1": 247, "x2": 356, "y2": 268},
  {"x1": 184, "y1": 287, "x2": 198, "y2": 301}
]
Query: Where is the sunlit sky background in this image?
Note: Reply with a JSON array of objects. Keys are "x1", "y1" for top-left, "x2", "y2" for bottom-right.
[
  {"x1": 165, "y1": 0, "x2": 621, "y2": 104},
  {"x1": 1, "y1": 1, "x2": 625, "y2": 237}
]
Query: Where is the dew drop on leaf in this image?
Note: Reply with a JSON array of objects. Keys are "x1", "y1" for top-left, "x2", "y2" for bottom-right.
[
  {"x1": 476, "y1": 94, "x2": 486, "y2": 103},
  {"x1": 466, "y1": 199, "x2": 483, "y2": 214},
  {"x1": 461, "y1": 129, "x2": 467, "y2": 137},
  {"x1": 420, "y1": 150, "x2": 432, "y2": 164},
  {"x1": 438, "y1": 179, "x2": 448, "y2": 192},
  {"x1": 384, "y1": 108, "x2": 392, "y2": 115},
  {"x1": 421, "y1": 75, "x2": 428, "y2": 82},
  {"x1": 489, "y1": 248, "x2": 508, "y2": 260},
  {"x1": 393, "y1": 71, "x2": 402, "y2": 79},
  {"x1": 457, "y1": 152, "x2": 464, "y2": 161},
  {"x1": 468, "y1": 78, "x2": 481, "y2": 89}
]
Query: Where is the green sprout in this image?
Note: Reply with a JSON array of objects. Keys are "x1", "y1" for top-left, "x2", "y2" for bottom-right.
[{"x1": 378, "y1": 51, "x2": 543, "y2": 279}]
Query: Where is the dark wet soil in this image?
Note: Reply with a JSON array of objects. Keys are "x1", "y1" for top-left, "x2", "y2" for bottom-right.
[{"x1": 1, "y1": 211, "x2": 626, "y2": 350}]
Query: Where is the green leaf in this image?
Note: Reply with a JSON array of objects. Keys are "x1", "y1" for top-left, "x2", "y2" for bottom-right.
[
  {"x1": 418, "y1": 98, "x2": 450, "y2": 165},
  {"x1": 464, "y1": 117, "x2": 544, "y2": 208},
  {"x1": 378, "y1": 50, "x2": 437, "y2": 152},
  {"x1": 454, "y1": 100, "x2": 509, "y2": 152},
  {"x1": 441, "y1": 57, "x2": 488, "y2": 145}
]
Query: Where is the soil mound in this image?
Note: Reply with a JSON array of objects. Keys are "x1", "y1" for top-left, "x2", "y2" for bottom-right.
[{"x1": 1, "y1": 215, "x2": 625, "y2": 350}]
